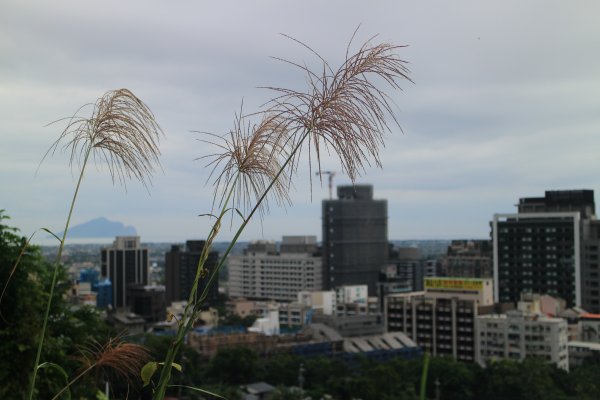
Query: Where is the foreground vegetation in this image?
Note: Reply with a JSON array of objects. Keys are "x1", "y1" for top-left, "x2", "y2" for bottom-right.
[
  {"x1": 142, "y1": 337, "x2": 600, "y2": 400},
  {"x1": 0, "y1": 213, "x2": 120, "y2": 399}
]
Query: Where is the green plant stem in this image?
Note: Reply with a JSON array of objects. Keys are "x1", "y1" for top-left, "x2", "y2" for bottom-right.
[
  {"x1": 419, "y1": 351, "x2": 430, "y2": 400},
  {"x1": 152, "y1": 179, "x2": 238, "y2": 400},
  {"x1": 197, "y1": 129, "x2": 310, "y2": 305},
  {"x1": 28, "y1": 147, "x2": 92, "y2": 400},
  {"x1": 51, "y1": 364, "x2": 95, "y2": 400},
  {"x1": 152, "y1": 129, "x2": 310, "y2": 400}
]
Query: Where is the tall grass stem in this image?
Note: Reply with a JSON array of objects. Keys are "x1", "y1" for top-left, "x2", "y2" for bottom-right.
[
  {"x1": 27, "y1": 147, "x2": 92, "y2": 400},
  {"x1": 152, "y1": 130, "x2": 310, "y2": 400}
]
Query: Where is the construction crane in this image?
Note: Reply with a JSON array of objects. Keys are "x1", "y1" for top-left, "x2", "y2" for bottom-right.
[{"x1": 315, "y1": 170, "x2": 336, "y2": 200}]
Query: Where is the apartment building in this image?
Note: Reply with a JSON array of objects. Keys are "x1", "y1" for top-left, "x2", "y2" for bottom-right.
[
  {"x1": 475, "y1": 310, "x2": 569, "y2": 370},
  {"x1": 386, "y1": 277, "x2": 494, "y2": 362}
]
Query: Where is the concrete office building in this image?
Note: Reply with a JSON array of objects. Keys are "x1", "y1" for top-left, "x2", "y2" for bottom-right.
[
  {"x1": 384, "y1": 246, "x2": 424, "y2": 291},
  {"x1": 228, "y1": 236, "x2": 322, "y2": 302},
  {"x1": 126, "y1": 284, "x2": 167, "y2": 324},
  {"x1": 440, "y1": 240, "x2": 492, "y2": 278},
  {"x1": 165, "y1": 240, "x2": 219, "y2": 308},
  {"x1": 386, "y1": 277, "x2": 495, "y2": 362},
  {"x1": 101, "y1": 236, "x2": 148, "y2": 309},
  {"x1": 492, "y1": 190, "x2": 600, "y2": 311},
  {"x1": 322, "y1": 185, "x2": 388, "y2": 294},
  {"x1": 476, "y1": 310, "x2": 569, "y2": 370}
]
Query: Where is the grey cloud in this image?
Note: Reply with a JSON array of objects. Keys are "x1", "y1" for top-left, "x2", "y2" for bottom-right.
[{"x1": 2, "y1": 0, "x2": 600, "y2": 242}]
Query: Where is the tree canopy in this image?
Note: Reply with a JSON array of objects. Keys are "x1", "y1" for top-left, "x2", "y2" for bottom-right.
[{"x1": 0, "y1": 211, "x2": 113, "y2": 399}]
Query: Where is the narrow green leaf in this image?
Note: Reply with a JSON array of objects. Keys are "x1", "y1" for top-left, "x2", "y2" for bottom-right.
[
  {"x1": 233, "y1": 208, "x2": 246, "y2": 222},
  {"x1": 158, "y1": 361, "x2": 182, "y2": 372},
  {"x1": 169, "y1": 384, "x2": 227, "y2": 399},
  {"x1": 171, "y1": 362, "x2": 183, "y2": 372},
  {"x1": 96, "y1": 390, "x2": 108, "y2": 400},
  {"x1": 37, "y1": 362, "x2": 71, "y2": 400},
  {"x1": 141, "y1": 361, "x2": 158, "y2": 387},
  {"x1": 41, "y1": 227, "x2": 62, "y2": 243},
  {"x1": 198, "y1": 213, "x2": 218, "y2": 219}
]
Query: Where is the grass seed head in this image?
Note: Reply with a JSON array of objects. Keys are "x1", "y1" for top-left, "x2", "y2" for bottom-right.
[
  {"x1": 200, "y1": 111, "x2": 293, "y2": 218},
  {"x1": 77, "y1": 336, "x2": 151, "y2": 385},
  {"x1": 266, "y1": 32, "x2": 412, "y2": 184},
  {"x1": 44, "y1": 88, "x2": 164, "y2": 189}
]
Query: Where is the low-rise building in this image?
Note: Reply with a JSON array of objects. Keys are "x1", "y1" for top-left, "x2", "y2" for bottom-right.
[
  {"x1": 226, "y1": 298, "x2": 279, "y2": 319},
  {"x1": 475, "y1": 310, "x2": 569, "y2": 370},
  {"x1": 126, "y1": 284, "x2": 166, "y2": 323},
  {"x1": 568, "y1": 341, "x2": 600, "y2": 368},
  {"x1": 579, "y1": 313, "x2": 600, "y2": 342},
  {"x1": 279, "y1": 302, "x2": 311, "y2": 327},
  {"x1": 108, "y1": 311, "x2": 146, "y2": 335}
]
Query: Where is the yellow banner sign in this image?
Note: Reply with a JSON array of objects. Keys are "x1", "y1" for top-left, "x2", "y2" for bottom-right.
[{"x1": 424, "y1": 278, "x2": 483, "y2": 291}]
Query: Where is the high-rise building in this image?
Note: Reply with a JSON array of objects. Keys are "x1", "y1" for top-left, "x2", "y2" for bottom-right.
[
  {"x1": 165, "y1": 240, "x2": 219, "y2": 308},
  {"x1": 492, "y1": 190, "x2": 600, "y2": 311},
  {"x1": 100, "y1": 236, "x2": 148, "y2": 309},
  {"x1": 227, "y1": 236, "x2": 323, "y2": 302},
  {"x1": 322, "y1": 185, "x2": 388, "y2": 294}
]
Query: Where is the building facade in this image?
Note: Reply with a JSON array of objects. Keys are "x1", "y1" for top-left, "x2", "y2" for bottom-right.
[
  {"x1": 440, "y1": 240, "x2": 492, "y2": 278},
  {"x1": 385, "y1": 246, "x2": 424, "y2": 291},
  {"x1": 165, "y1": 240, "x2": 219, "y2": 308},
  {"x1": 100, "y1": 236, "x2": 148, "y2": 309},
  {"x1": 492, "y1": 190, "x2": 600, "y2": 311},
  {"x1": 227, "y1": 236, "x2": 323, "y2": 302},
  {"x1": 322, "y1": 185, "x2": 388, "y2": 294},
  {"x1": 127, "y1": 284, "x2": 167, "y2": 323},
  {"x1": 475, "y1": 310, "x2": 569, "y2": 370},
  {"x1": 95, "y1": 278, "x2": 113, "y2": 308},
  {"x1": 386, "y1": 277, "x2": 494, "y2": 362}
]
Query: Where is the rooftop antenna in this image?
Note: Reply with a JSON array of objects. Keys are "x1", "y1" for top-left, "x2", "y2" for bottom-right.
[{"x1": 315, "y1": 170, "x2": 336, "y2": 200}]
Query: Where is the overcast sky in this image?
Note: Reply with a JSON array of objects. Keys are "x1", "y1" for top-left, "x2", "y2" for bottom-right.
[{"x1": 2, "y1": 1, "x2": 600, "y2": 244}]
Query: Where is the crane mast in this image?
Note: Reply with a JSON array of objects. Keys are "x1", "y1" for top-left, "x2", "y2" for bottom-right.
[{"x1": 315, "y1": 170, "x2": 336, "y2": 200}]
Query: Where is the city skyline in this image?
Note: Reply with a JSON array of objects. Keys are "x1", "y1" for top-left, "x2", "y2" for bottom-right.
[{"x1": 2, "y1": 1, "x2": 600, "y2": 243}]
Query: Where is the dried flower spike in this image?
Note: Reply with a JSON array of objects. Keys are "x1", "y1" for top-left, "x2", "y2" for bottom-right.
[
  {"x1": 266, "y1": 32, "x2": 412, "y2": 184},
  {"x1": 199, "y1": 111, "x2": 293, "y2": 218},
  {"x1": 43, "y1": 88, "x2": 164, "y2": 188},
  {"x1": 77, "y1": 336, "x2": 151, "y2": 385}
]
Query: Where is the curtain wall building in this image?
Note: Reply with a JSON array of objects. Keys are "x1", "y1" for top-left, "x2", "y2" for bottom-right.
[{"x1": 492, "y1": 190, "x2": 600, "y2": 311}]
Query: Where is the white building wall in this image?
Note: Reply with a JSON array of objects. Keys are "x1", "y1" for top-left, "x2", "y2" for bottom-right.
[
  {"x1": 475, "y1": 311, "x2": 569, "y2": 370},
  {"x1": 228, "y1": 251, "x2": 323, "y2": 302}
]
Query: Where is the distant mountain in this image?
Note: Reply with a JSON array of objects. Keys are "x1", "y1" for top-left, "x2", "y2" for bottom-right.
[{"x1": 58, "y1": 217, "x2": 137, "y2": 238}]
